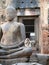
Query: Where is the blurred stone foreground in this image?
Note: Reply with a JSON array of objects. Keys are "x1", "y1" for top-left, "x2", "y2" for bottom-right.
[
  {"x1": 12, "y1": 63, "x2": 42, "y2": 65},
  {"x1": 0, "y1": 63, "x2": 43, "y2": 65}
]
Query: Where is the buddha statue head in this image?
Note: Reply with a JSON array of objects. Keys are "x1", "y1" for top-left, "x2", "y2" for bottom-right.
[{"x1": 5, "y1": 6, "x2": 16, "y2": 21}]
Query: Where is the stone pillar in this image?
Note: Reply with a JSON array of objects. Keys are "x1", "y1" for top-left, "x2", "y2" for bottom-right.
[{"x1": 39, "y1": 0, "x2": 49, "y2": 54}]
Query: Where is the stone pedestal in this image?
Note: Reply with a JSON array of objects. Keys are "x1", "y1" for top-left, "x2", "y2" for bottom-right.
[{"x1": 36, "y1": 53, "x2": 49, "y2": 65}]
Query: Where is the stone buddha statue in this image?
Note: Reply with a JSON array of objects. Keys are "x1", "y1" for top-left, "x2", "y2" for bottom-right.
[{"x1": 0, "y1": 6, "x2": 32, "y2": 60}]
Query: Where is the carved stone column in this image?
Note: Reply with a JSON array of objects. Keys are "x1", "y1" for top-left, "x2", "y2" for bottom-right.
[{"x1": 39, "y1": 0, "x2": 49, "y2": 54}]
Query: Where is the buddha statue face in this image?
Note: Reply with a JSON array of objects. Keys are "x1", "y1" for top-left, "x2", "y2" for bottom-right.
[{"x1": 5, "y1": 6, "x2": 16, "y2": 21}]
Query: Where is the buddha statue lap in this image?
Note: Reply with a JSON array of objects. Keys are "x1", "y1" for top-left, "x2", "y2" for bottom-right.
[{"x1": 0, "y1": 6, "x2": 32, "y2": 60}]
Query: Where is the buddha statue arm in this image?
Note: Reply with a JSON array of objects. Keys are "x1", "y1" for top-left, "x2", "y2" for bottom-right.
[{"x1": 20, "y1": 23, "x2": 26, "y2": 40}]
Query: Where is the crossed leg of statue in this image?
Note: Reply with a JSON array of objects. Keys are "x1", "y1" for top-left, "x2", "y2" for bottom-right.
[{"x1": 0, "y1": 47, "x2": 32, "y2": 59}]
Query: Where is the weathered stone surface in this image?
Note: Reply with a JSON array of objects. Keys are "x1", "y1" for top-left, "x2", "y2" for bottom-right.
[
  {"x1": 42, "y1": 29, "x2": 49, "y2": 54},
  {"x1": 36, "y1": 53, "x2": 49, "y2": 65},
  {"x1": 6, "y1": 0, "x2": 39, "y2": 8}
]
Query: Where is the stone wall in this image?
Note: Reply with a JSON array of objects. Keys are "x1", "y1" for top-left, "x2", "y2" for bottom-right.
[
  {"x1": 0, "y1": 0, "x2": 5, "y2": 24},
  {"x1": 39, "y1": 0, "x2": 49, "y2": 54}
]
